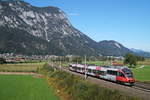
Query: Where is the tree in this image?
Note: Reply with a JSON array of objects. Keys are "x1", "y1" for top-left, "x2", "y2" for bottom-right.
[
  {"x1": 136, "y1": 56, "x2": 145, "y2": 61},
  {"x1": 72, "y1": 57, "x2": 82, "y2": 63},
  {"x1": 0, "y1": 58, "x2": 6, "y2": 64},
  {"x1": 124, "y1": 53, "x2": 137, "y2": 67}
]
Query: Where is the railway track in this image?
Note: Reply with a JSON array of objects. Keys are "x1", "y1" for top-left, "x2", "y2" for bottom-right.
[
  {"x1": 133, "y1": 82, "x2": 150, "y2": 93},
  {"x1": 48, "y1": 63, "x2": 150, "y2": 100},
  {"x1": 63, "y1": 66, "x2": 150, "y2": 93},
  {"x1": 134, "y1": 82, "x2": 150, "y2": 90},
  {"x1": 132, "y1": 86, "x2": 150, "y2": 93},
  {"x1": 54, "y1": 64, "x2": 150, "y2": 93}
]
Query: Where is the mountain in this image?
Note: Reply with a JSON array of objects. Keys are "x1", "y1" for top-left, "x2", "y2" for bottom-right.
[
  {"x1": 98, "y1": 40, "x2": 133, "y2": 56},
  {"x1": 131, "y1": 48, "x2": 150, "y2": 58},
  {"x1": 0, "y1": 0, "x2": 99, "y2": 56},
  {"x1": 0, "y1": 0, "x2": 147, "y2": 57}
]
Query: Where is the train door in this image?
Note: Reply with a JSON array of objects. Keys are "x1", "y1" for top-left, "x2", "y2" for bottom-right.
[
  {"x1": 116, "y1": 72, "x2": 127, "y2": 83},
  {"x1": 106, "y1": 70, "x2": 117, "y2": 81},
  {"x1": 99, "y1": 71, "x2": 107, "y2": 79}
]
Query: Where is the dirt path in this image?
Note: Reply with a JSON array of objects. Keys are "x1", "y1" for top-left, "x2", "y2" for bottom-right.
[{"x1": 136, "y1": 65, "x2": 145, "y2": 69}]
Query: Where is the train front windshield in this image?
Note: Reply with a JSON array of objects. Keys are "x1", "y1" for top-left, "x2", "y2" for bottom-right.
[{"x1": 122, "y1": 68, "x2": 133, "y2": 78}]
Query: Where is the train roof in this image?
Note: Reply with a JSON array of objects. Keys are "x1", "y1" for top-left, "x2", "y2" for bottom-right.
[
  {"x1": 70, "y1": 64, "x2": 129, "y2": 70},
  {"x1": 102, "y1": 66, "x2": 128, "y2": 69},
  {"x1": 70, "y1": 64, "x2": 85, "y2": 68}
]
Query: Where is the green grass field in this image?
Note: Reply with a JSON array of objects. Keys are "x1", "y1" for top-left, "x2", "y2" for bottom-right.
[
  {"x1": 132, "y1": 66, "x2": 150, "y2": 82},
  {"x1": 0, "y1": 62, "x2": 46, "y2": 72},
  {"x1": 86, "y1": 61, "x2": 105, "y2": 65},
  {"x1": 0, "y1": 75, "x2": 59, "y2": 100}
]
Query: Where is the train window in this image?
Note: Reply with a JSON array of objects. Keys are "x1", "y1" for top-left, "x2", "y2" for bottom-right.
[
  {"x1": 82, "y1": 68, "x2": 84, "y2": 71},
  {"x1": 107, "y1": 70, "x2": 117, "y2": 75},
  {"x1": 104, "y1": 71, "x2": 107, "y2": 75},
  {"x1": 100, "y1": 71, "x2": 106, "y2": 75},
  {"x1": 113, "y1": 71, "x2": 117, "y2": 75},
  {"x1": 119, "y1": 72, "x2": 125, "y2": 77},
  {"x1": 114, "y1": 71, "x2": 117, "y2": 75},
  {"x1": 93, "y1": 70, "x2": 96, "y2": 73},
  {"x1": 88, "y1": 69, "x2": 92, "y2": 73},
  {"x1": 122, "y1": 68, "x2": 133, "y2": 78},
  {"x1": 75, "y1": 67, "x2": 77, "y2": 69},
  {"x1": 78, "y1": 68, "x2": 80, "y2": 70},
  {"x1": 97, "y1": 71, "x2": 101, "y2": 74},
  {"x1": 107, "y1": 70, "x2": 111, "y2": 74},
  {"x1": 96, "y1": 70, "x2": 100, "y2": 74},
  {"x1": 78, "y1": 67, "x2": 81, "y2": 70}
]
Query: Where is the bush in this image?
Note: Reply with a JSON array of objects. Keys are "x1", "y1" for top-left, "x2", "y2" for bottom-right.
[{"x1": 0, "y1": 58, "x2": 6, "y2": 64}]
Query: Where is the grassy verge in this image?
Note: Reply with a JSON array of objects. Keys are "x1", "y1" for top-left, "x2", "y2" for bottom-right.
[
  {"x1": 0, "y1": 75, "x2": 59, "y2": 100},
  {"x1": 40, "y1": 64, "x2": 141, "y2": 100}
]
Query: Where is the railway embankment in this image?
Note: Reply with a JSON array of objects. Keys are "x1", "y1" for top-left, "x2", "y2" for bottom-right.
[{"x1": 39, "y1": 64, "x2": 141, "y2": 100}]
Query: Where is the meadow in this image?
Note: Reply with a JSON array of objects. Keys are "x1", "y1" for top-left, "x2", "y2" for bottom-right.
[
  {"x1": 0, "y1": 75, "x2": 59, "y2": 100},
  {"x1": 86, "y1": 61, "x2": 113, "y2": 66},
  {"x1": 0, "y1": 62, "x2": 45, "y2": 72},
  {"x1": 60, "y1": 61, "x2": 112, "y2": 67},
  {"x1": 137, "y1": 59, "x2": 150, "y2": 65},
  {"x1": 132, "y1": 65, "x2": 150, "y2": 81}
]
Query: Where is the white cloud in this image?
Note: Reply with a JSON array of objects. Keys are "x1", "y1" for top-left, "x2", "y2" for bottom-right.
[{"x1": 69, "y1": 13, "x2": 80, "y2": 16}]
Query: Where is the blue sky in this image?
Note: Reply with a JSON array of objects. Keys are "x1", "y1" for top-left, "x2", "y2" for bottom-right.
[{"x1": 24, "y1": 0, "x2": 150, "y2": 52}]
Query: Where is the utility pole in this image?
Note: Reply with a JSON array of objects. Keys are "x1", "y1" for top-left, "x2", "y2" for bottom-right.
[
  {"x1": 52, "y1": 58, "x2": 54, "y2": 68},
  {"x1": 84, "y1": 55, "x2": 87, "y2": 79},
  {"x1": 59, "y1": 58, "x2": 61, "y2": 70}
]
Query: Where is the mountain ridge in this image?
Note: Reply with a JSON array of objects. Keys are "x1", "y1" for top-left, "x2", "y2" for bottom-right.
[
  {"x1": 97, "y1": 40, "x2": 133, "y2": 56},
  {"x1": 131, "y1": 48, "x2": 150, "y2": 58},
  {"x1": 0, "y1": 0, "x2": 149, "y2": 57}
]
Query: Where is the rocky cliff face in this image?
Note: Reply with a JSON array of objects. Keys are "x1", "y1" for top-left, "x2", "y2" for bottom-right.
[{"x1": 0, "y1": 0, "x2": 71, "y2": 40}]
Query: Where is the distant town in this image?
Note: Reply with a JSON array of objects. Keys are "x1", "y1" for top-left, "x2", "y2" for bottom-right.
[
  {"x1": 0, "y1": 53, "x2": 125, "y2": 63},
  {"x1": 0, "y1": 53, "x2": 58, "y2": 63}
]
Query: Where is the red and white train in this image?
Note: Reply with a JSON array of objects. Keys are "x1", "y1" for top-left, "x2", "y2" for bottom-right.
[{"x1": 69, "y1": 64, "x2": 135, "y2": 85}]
